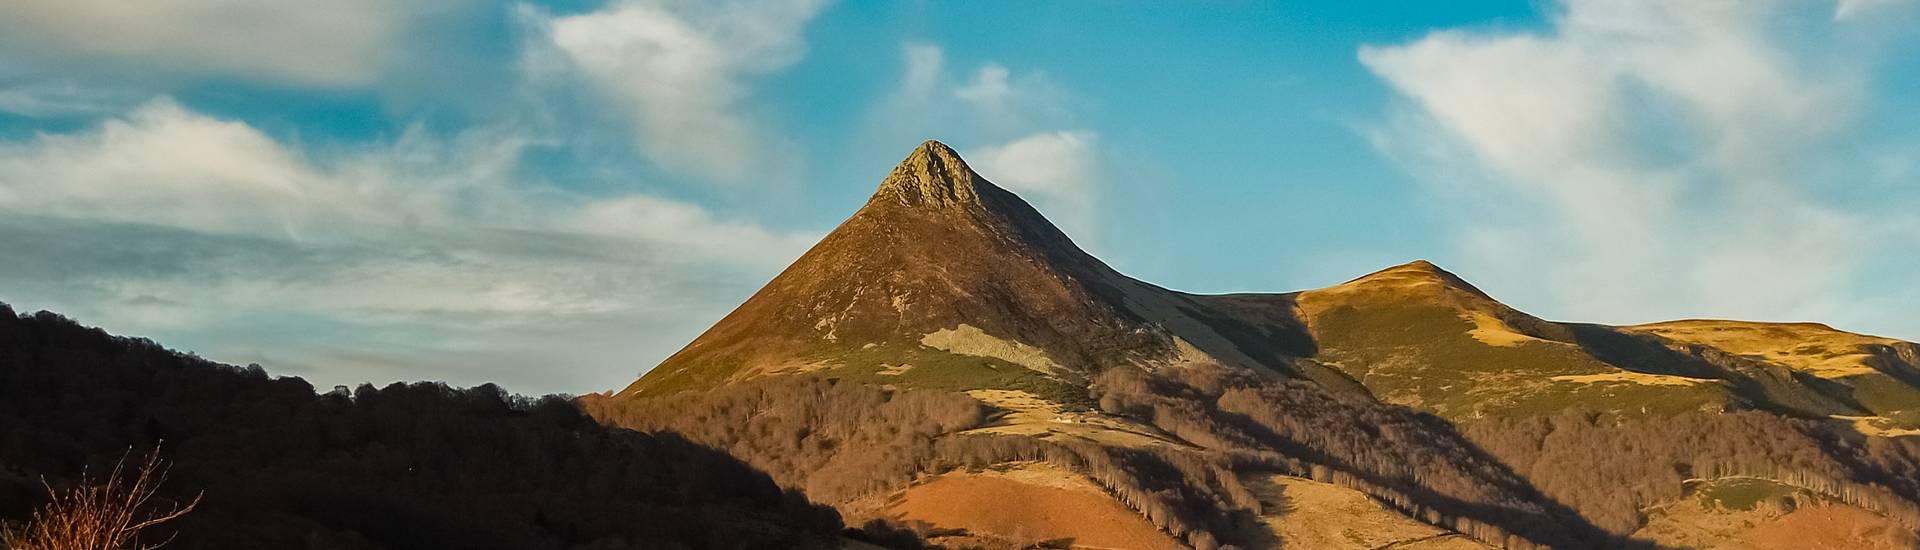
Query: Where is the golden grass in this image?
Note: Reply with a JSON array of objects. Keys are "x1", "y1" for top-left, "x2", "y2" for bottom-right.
[
  {"x1": 1832, "y1": 415, "x2": 1920, "y2": 438},
  {"x1": 1630, "y1": 320, "x2": 1906, "y2": 378},
  {"x1": 1549, "y1": 372, "x2": 1713, "y2": 387},
  {"x1": 1244, "y1": 474, "x2": 1490, "y2": 550},
  {"x1": 960, "y1": 389, "x2": 1181, "y2": 448},
  {"x1": 2, "y1": 448, "x2": 200, "y2": 550}
]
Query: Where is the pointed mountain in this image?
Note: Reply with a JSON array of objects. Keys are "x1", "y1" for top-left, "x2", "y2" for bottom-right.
[{"x1": 623, "y1": 141, "x2": 1313, "y2": 399}]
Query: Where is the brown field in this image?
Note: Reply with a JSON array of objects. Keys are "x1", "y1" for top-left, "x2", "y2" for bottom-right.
[
  {"x1": 1243, "y1": 474, "x2": 1492, "y2": 549},
  {"x1": 885, "y1": 463, "x2": 1183, "y2": 550},
  {"x1": 1740, "y1": 505, "x2": 1919, "y2": 550},
  {"x1": 1634, "y1": 479, "x2": 1916, "y2": 550}
]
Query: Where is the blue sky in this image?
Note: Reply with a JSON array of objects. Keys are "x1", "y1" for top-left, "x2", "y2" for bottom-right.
[{"x1": 2, "y1": 1, "x2": 1916, "y2": 395}]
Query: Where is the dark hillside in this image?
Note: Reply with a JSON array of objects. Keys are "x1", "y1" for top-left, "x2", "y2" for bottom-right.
[{"x1": 0, "y1": 304, "x2": 845, "y2": 550}]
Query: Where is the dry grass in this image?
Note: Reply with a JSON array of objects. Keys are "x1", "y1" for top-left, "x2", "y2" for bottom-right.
[
  {"x1": 960, "y1": 389, "x2": 1181, "y2": 448},
  {"x1": 1549, "y1": 372, "x2": 1714, "y2": 387},
  {"x1": 1, "y1": 448, "x2": 200, "y2": 550},
  {"x1": 1629, "y1": 319, "x2": 1906, "y2": 378},
  {"x1": 1242, "y1": 474, "x2": 1491, "y2": 550},
  {"x1": 919, "y1": 324, "x2": 1063, "y2": 375}
]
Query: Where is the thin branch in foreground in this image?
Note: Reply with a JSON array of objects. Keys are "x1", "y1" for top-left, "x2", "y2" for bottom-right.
[{"x1": 1, "y1": 447, "x2": 202, "y2": 550}]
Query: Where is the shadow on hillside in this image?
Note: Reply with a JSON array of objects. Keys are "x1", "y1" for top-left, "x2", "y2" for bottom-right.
[{"x1": 0, "y1": 303, "x2": 861, "y2": 549}]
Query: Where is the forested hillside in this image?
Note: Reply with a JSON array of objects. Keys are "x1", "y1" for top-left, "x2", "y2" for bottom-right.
[
  {"x1": 590, "y1": 361, "x2": 1920, "y2": 549},
  {"x1": 0, "y1": 304, "x2": 850, "y2": 550}
]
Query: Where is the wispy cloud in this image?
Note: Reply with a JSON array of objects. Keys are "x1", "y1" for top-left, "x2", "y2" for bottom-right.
[
  {"x1": 867, "y1": 43, "x2": 1102, "y2": 239},
  {"x1": 0, "y1": 1, "x2": 478, "y2": 88},
  {"x1": 523, "y1": 0, "x2": 828, "y2": 183},
  {"x1": 0, "y1": 81, "x2": 146, "y2": 117},
  {"x1": 0, "y1": 98, "x2": 816, "y2": 393},
  {"x1": 968, "y1": 131, "x2": 1101, "y2": 239},
  {"x1": 1360, "y1": 0, "x2": 1920, "y2": 333}
]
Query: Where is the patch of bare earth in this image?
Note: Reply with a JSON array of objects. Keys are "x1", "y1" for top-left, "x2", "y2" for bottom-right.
[
  {"x1": 885, "y1": 462, "x2": 1183, "y2": 550},
  {"x1": 1739, "y1": 505, "x2": 1919, "y2": 550},
  {"x1": 920, "y1": 324, "x2": 1063, "y2": 374},
  {"x1": 1242, "y1": 474, "x2": 1492, "y2": 550},
  {"x1": 1634, "y1": 489, "x2": 1915, "y2": 549}
]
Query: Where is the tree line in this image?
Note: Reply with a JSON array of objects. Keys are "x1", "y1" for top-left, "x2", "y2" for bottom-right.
[
  {"x1": 580, "y1": 376, "x2": 1258, "y2": 549},
  {"x1": 1464, "y1": 408, "x2": 1920, "y2": 537},
  {"x1": 0, "y1": 304, "x2": 849, "y2": 549}
]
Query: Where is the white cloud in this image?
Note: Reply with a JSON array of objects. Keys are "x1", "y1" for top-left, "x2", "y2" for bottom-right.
[
  {"x1": 0, "y1": 1, "x2": 470, "y2": 87},
  {"x1": 526, "y1": 0, "x2": 827, "y2": 183},
  {"x1": 1361, "y1": 0, "x2": 1917, "y2": 329},
  {"x1": 0, "y1": 82, "x2": 145, "y2": 117},
  {"x1": 0, "y1": 99, "x2": 390, "y2": 240},
  {"x1": 0, "y1": 99, "x2": 816, "y2": 392},
  {"x1": 967, "y1": 132, "x2": 1100, "y2": 238},
  {"x1": 901, "y1": 44, "x2": 947, "y2": 100},
  {"x1": 870, "y1": 43, "x2": 1075, "y2": 140},
  {"x1": 955, "y1": 64, "x2": 1015, "y2": 111}
]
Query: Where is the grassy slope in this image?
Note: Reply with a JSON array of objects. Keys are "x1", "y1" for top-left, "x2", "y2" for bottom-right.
[
  {"x1": 1632, "y1": 320, "x2": 1920, "y2": 427},
  {"x1": 1309, "y1": 304, "x2": 1736, "y2": 419}
]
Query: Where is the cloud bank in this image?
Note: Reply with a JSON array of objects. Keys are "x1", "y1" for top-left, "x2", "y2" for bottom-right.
[
  {"x1": 0, "y1": 99, "x2": 815, "y2": 393},
  {"x1": 1361, "y1": 0, "x2": 1920, "y2": 333},
  {"x1": 526, "y1": 0, "x2": 827, "y2": 183},
  {"x1": 0, "y1": 1, "x2": 478, "y2": 87}
]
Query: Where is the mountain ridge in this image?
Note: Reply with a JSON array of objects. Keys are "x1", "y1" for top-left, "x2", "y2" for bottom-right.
[{"x1": 623, "y1": 140, "x2": 1920, "y2": 436}]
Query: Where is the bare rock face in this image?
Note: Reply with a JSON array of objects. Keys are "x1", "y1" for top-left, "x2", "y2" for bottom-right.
[
  {"x1": 622, "y1": 140, "x2": 1313, "y2": 398},
  {"x1": 873, "y1": 141, "x2": 987, "y2": 209}
]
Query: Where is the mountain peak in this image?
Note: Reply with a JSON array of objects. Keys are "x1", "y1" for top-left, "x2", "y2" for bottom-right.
[
  {"x1": 1341, "y1": 259, "x2": 1493, "y2": 300},
  {"x1": 873, "y1": 140, "x2": 988, "y2": 209}
]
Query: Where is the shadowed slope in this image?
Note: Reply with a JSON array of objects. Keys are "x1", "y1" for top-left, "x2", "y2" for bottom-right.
[{"x1": 0, "y1": 305, "x2": 847, "y2": 550}]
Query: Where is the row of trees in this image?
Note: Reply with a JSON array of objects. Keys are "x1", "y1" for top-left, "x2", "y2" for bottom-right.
[
  {"x1": 581, "y1": 377, "x2": 1256, "y2": 549},
  {"x1": 0, "y1": 305, "x2": 849, "y2": 549},
  {"x1": 1089, "y1": 363, "x2": 1920, "y2": 549},
  {"x1": 1088, "y1": 365, "x2": 1628, "y2": 549},
  {"x1": 1464, "y1": 409, "x2": 1920, "y2": 535}
]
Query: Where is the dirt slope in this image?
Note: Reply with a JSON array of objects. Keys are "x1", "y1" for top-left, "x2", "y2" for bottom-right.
[{"x1": 885, "y1": 462, "x2": 1183, "y2": 550}]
